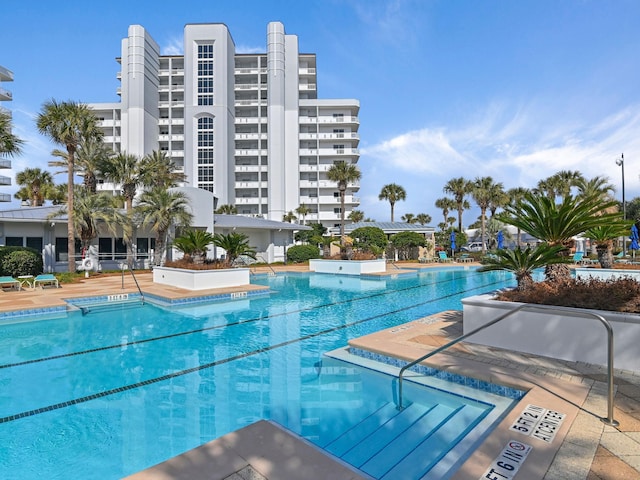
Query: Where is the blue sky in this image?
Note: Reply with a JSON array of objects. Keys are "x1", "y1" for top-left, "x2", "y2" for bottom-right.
[{"x1": 2, "y1": 0, "x2": 639, "y2": 224}]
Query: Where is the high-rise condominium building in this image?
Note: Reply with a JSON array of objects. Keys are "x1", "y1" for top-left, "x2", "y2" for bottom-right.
[
  {"x1": 0, "y1": 64, "x2": 14, "y2": 202},
  {"x1": 90, "y1": 22, "x2": 360, "y2": 228}
]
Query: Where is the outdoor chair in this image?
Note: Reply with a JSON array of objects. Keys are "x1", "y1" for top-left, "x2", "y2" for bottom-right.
[
  {"x1": 33, "y1": 274, "x2": 59, "y2": 289},
  {"x1": 572, "y1": 252, "x2": 584, "y2": 264},
  {"x1": 457, "y1": 253, "x2": 473, "y2": 263},
  {"x1": 437, "y1": 251, "x2": 453, "y2": 263},
  {"x1": 0, "y1": 276, "x2": 21, "y2": 291}
]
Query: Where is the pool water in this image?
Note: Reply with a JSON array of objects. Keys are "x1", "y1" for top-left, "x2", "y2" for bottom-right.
[{"x1": 0, "y1": 268, "x2": 515, "y2": 479}]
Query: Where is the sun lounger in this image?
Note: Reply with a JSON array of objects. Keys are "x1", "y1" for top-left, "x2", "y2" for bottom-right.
[
  {"x1": 437, "y1": 251, "x2": 453, "y2": 263},
  {"x1": 33, "y1": 274, "x2": 59, "y2": 289},
  {"x1": 0, "y1": 276, "x2": 21, "y2": 291}
]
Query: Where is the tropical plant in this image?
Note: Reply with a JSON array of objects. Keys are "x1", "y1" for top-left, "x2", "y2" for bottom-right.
[
  {"x1": 295, "y1": 222, "x2": 326, "y2": 244},
  {"x1": 135, "y1": 188, "x2": 193, "y2": 266},
  {"x1": 295, "y1": 203, "x2": 310, "y2": 225},
  {"x1": 499, "y1": 191, "x2": 619, "y2": 281},
  {"x1": 172, "y1": 229, "x2": 214, "y2": 264},
  {"x1": 100, "y1": 152, "x2": 143, "y2": 212},
  {"x1": 401, "y1": 213, "x2": 416, "y2": 223},
  {"x1": 0, "y1": 110, "x2": 24, "y2": 157},
  {"x1": 471, "y1": 176, "x2": 503, "y2": 253},
  {"x1": 435, "y1": 197, "x2": 456, "y2": 229},
  {"x1": 415, "y1": 213, "x2": 432, "y2": 225},
  {"x1": 390, "y1": 231, "x2": 426, "y2": 260},
  {"x1": 534, "y1": 170, "x2": 585, "y2": 201},
  {"x1": 350, "y1": 226, "x2": 388, "y2": 255},
  {"x1": 286, "y1": 244, "x2": 320, "y2": 263},
  {"x1": 140, "y1": 150, "x2": 186, "y2": 189},
  {"x1": 478, "y1": 244, "x2": 567, "y2": 291},
  {"x1": 212, "y1": 232, "x2": 256, "y2": 266},
  {"x1": 443, "y1": 177, "x2": 472, "y2": 233},
  {"x1": 506, "y1": 187, "x2": 528, "y2": 247},
  {"x1": 14, "y1": 168, "x2": 54, "y2": 206},
  {"x1": 282, "y1": 211, "x2": 297, "y2": 223},
  {"x1": 51, "y1": 136, "x2": 113, "y2": 194},
  {"x1": 585, "y1": 219, "x2": 633, "y2": 269},
  {"x1": 37, "y1": 99, "x2": 102, "y2": 272},
  {"x1": 378, "y1": 183, "x2": 406, "y2": 222},
  {"x1": 327, "y1": 161, "x2": 361, "y2": 246},
  {"x1": 215, "y1": 204, "x2": 238, "y2": 215},
  {"x1": 348, "y1": 209, "x2": 365, "y2": 224},
  {"x1": 576, "y1": 175, "x2": 616, "y2": 203}
]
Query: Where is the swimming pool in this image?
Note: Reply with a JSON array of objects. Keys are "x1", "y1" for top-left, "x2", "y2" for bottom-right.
[{"x1": 0, "y1": 267, "x2": 517, "y2": 479}]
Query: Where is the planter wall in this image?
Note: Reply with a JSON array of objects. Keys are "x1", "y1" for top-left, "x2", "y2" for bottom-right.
[
  {"x1": 575, "y1": 267, "x2": 640, "y2": 282},
  {"x1": 308, "y1": 259, "x2": 386, "y2": 275},
  {"x1": 462, "y1": 294, "x2": 640, "y2": 373},
  {"x1": 153, "y1": 266, "x2": 250, "y2": 290}
]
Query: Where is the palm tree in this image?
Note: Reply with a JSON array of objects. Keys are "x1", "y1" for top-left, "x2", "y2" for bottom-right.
[
  {"x1": 585, "y1": 219, "x2": 632, "y2": 269},
  {"x1": 478, "y1": 244, "x2": 567, "y2": 290},
  {"x1": 488, "y1": 183, "x2": 508, "y2": 218},
  {"x1": 14, "y1": 168, "x2": 54, "y2": 207},
  {"x1": 378, "y1": 183, "x2": 406, "y2": 222},
  {"x1": 401, "y1": 213, "x2": 416, "y2": 223},
  {"x1": 471, "y1": 176, "x2": 503, "y2": 253},
  {"x1": 50, "y1": 137, "x2": 114, "y2": 194},
  {"x1": 295, "y1": 203, "x2": 310, "y2": 225},
  {"x1": 172, "y1": 229, "x2": 214, "y2": 264},
  {"x1": 37, "y1": 99, "x2": 102, "y2": 272},
  {"x1": 213, "y1": 232, "x2": 257, "y2": 267},
  {"x1": 415, "y1": 213, "x2": 432, "y2": 225},
  {"x1": 499, "y1": 191, "x2": 619, "y2": 282},
  {"x1": 140, "y1": 150, "x2": 187, "y2": 189},
  {"x1": 435, "y1": 197, "x2": 456, "y2": 229},
  {"x1": 282, "y1": 211, "x2": 297, "y2": 223},
  {"x1": 46, "y1": 183, "x2": 68, "y2": 205},
  {"x1": 348, "y1": 209, "x2": 365, "y2": 224},
  {"x1": 327, "y1": 161, "x2": 361, "y2": 246},
  {"x1": 443, "y1": 177, "x2": 472, "y2": 233},
  {"x1": 135, "y1": 188, "x2": 193, "y2": 266},
  {"x1": 101, "y1": 152, "x2": 143, "y2": 212},
  {"x1": 0, "y1": 110, "x2": 24, "y2": 157},
  {"x1": 506, "y1": 187, "x2": 528, "y2": 247},
  {"x1": 215, "y1": 204, "x2": 238, "y2": 214},
  {"x1": 576, "y1": 175, "x2": 616, "y2": 202}
]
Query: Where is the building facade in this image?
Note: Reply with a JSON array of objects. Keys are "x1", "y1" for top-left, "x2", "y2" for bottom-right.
[
  {"x1": 90, "y1": 22, "x2": 360, "y2": 230},
  {"x1": 0, "y1": 64, "x2": 14, "y2": 202}
]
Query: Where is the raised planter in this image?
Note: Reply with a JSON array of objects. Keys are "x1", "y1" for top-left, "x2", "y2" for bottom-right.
[
  {"x1": 153, "y1": 266, "x2": 250, "y2": 290},
  {"x1": 575, "y1": 267, "x2": 640, "y2": 281},
  {"x1": 462, "y1": 294, "x2": 640, "y2": 373},
  {"x1": 308, "y1": 259, "x2": 386, "y2": 275}
]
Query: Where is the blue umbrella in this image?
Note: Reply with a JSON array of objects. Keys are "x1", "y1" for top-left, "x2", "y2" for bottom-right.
[
  {"x1": 449, "y1": 231, "x2": 456, "y2": 252},
  {"x1": 630, "y1": 224, "x2": 639, "y2": 254},
  {"x1": 496, "y1": 230, "x2": 504, "y2": 249}
]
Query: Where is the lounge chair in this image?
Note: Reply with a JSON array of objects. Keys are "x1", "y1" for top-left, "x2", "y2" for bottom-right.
[
  {"x1": 572, "y1": 252, "x2": 584, "y2": 264},
  {"x1": 437, "y1": 251, "x2": 453, "y2": 263},
  {"x1": 0, "y1": 276, "x2": 20, "y2": 291},
  {"x1": 34, "y1": 274, "x2": 59, "y2": 289},
  {"x1": 457, "y1": 253, "x2": 473, "y2": 263}
]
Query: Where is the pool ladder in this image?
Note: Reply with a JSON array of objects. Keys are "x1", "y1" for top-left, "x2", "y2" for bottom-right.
[
  {"x1": 121, "y1": 262, "x2": 145, "y2": 304},
  {"x1": 396, "y1": 303, "x2": 619, "y2": 426}
]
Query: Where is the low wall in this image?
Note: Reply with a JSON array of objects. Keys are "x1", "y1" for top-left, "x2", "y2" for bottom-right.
[
  {"x1": 308, "y1": 259, "x2": 386, "y2": 275},
  {"x1": 153, "y1": 266, "x2": 250, "y2": 290},
  {"x1": 462, "y1": 294, "x2": 640, "y2": 373},
  {"x1": 575, "y1": 267, "x2": 640, "y2": 281}
]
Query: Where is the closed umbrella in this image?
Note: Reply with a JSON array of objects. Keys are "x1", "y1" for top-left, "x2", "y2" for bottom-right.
[
  {"x1": 630, "y1": 224, "x2": 639, "y2": 258},
  {"x1": 496, "y1": 230, "x2": 504, "y2": 249},
  {"x1": 449, "y1": 231, "x2": 456, "y2": 254}
]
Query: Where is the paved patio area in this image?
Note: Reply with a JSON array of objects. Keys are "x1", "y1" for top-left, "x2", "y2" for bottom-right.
[{"x1": 1, "y1": 263, "x2": 638, "y2": 479}]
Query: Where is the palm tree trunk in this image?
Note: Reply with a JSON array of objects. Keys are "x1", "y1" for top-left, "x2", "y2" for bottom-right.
[
  {"x1": 390, "y1": 202, "x2": 395, "y2": 222},
  {"x1": 67, "y1": 149, "x2": 75, "y2": 273},
  {"x1": 480, "y1": 208, "x2": 487, "y2": 253},
  {"x1": 458, "y1": 207, "x2": 463, "y2": 233},
  {"x1": 339, "y1": 185, "x2": 346, "y2": 246}
]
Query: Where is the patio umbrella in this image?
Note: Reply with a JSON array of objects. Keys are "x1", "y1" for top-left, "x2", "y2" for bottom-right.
[
  {"x1": 630, "y1": 224, "x2": 639, "y2": 258},
  {"x1": 496, "y1": 230, "x2": 504, "y2": 249},
  {"x1": 449, "y1": 231, "x2": 456, "y2": 253}
]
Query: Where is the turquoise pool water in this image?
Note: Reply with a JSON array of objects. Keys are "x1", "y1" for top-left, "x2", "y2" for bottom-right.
[{"x1": 0, "y1": 268, "x2": 516, "y2": 479}]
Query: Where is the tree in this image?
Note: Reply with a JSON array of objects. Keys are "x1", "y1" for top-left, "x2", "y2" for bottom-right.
[
  {"x1": 435, "y1": 197, "x2": 456, "y2": 229},
  {"x1": 101, "y1": 152, "x2": 143, "y2": 212},
  {"x1": 488, "y1": 183, "x2": 508, "y2": 218},
  {"x1": 295, "y1": 203, "x2": 310, "y2": 225},
  {"x1": 478, "y1": 244, "x2": 567, "y2": 290},
  {"x1": 282, "y1": 211, "x2": 297, "y2": 223},
  {"x1": 172, "y1": 229, "x2": 214, "y2": 264},
  {"x1": 135, "y1": 188, "x2": 193, "y2": 266},
  {"x1": 14, "y1": 168, "x2": 54, "y2": 207},
  {"x1": 575, "y1": 175, "x2": 616, "y2": 203},
  {"x1": 415, "y1": 213, "x2": 432, "y2": 225},
  {"x1": 348, "y1": 209, "x2": 365, "y2": 224},
  {"x1": 37, "y1": 99, "x2": 102, "y2": 272},
  {"x1": 471, "y1": 176, "x2": 503, "y2": 253},
  {"x1": 295, "y1": 222, "x2": 326, "y2": 244},
  {"x1": 506, "y1": 187, "x2": 528, "y2": 247},
  {"x1": 390, "y1": 231, "x2": 426, "y2": 260},
  {"x1": 534, "y1": 170, "x2": 585, "y2": 201},
  {"x1": 0, "y1": 110, "x2": 24, "y2": 157},
  {"x1": 585, "y1": 218, "x2": 632, "y2": 269},
  {"x1": 350, "y1": 226, "x2": 388, "y2": 256},
  {"x1": 213, "y1": 232, "x2": 257, "y2": 267},
  {"x1": 443, "y1": 177, "x2": 472, "y2": 233},
  {"x1": 401, "y1": 213, "x2": 416, "y2": 223},
  {"x1": 378, "y1": 183, "x2": 406, "y2": 222},
  {"x1": 499, "y1": 191, "x2": 619, "y2": 282},
  {"x1": 327, "y1": 161, "x2": 361, "y2": 246},
  {"x1": 140, "y1": 150, "x2": 187, "y2": 189},
  {"x1": 215, "y1": 204, "x2": 238, "y2": 214},
  {"x1": 50, "y1": 136, "x2": 113, "y2": 194}
]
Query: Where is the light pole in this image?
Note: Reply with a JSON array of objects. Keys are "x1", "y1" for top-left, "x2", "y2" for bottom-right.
[{"x1": 616, "y1": 153, "x2": 626, "y2": 256}]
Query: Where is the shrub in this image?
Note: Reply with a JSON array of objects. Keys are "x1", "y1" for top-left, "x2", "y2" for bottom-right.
[
  {"x1": 2, "y1": 249, "x2": 44, "y2": 277},
  {"x1": 286, "y1": 245, "x2": 320, "y2": 263},
  {"x1": 351, "y1": 227, "x2": 388, "y2": 253}
]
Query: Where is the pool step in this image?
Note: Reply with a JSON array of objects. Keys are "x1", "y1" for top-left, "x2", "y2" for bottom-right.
[{"x1": 324, "y1": 401, "x2": 488, "y2": 479}]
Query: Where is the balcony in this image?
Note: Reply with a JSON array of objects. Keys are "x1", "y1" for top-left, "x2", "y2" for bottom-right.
[
  {"x1": 235, "y1": 99, "x2": 262, "y2": 107},
  {"x1": 235, "y1": 83, "x2": 259, "y2": 90},
  {"x1": 235, "y1": 197, "x2": 264, "y2": 204},
  {"x1": 234, "y1": 68, "x2": 267, "y2": 75},
  {"x1": 0, "y1": 193, "x2": 11, "y2": 202},
  {"x1": 235, "y1": 149, "x2": 267, "y2": 156},
  {"x1": 0, "y1": 159, "x2": 11, "y2": 169},
  {"x1": 235, "y1": 133, "x2": 265, "y2": 140},
  {"x1": 299, "y1": 84, "x2": 317, "y2": 91},
  {"x1": 0, "y1": 65, "x2": 14, "y2": 81},
  {"x1": 235, "y1": 181, "x2": 261, "y2": 188},
  {"x1": 299, "y1": 67, "x2": 316, "y2": 75},
  {"x1": 235, "y1": 117, "x2": 267, "y2": 124},
  {"x1": 318, "y1": 148, "x2": 360, "y2": 156},
  {"x1": 316, "y1": 132, "x2": 359, "y2": 140},
  {"x1": 0, "y1": 175, "x2": 11, "y2": 186},
  {"x1": 235, "y1": 165, "x2": 260, "y2": 172},
  {"x1": 316, "y1": 116, "x2": 359, "y2": 124},
  {"x1": 0, "y1": 87, "x2": 12, "y2": 101}
]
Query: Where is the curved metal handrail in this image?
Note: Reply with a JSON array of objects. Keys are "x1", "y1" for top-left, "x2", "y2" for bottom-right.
[
  {"x1": 122, "y1": 261, "x2": 145, "y2": 305},
  {"x1": 397, "y1": 303, "x2": 619, "y2": 426}
]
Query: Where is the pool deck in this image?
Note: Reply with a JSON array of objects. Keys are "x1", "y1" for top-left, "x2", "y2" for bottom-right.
[{"x1": 2, "y1": 263, "x2": 639, "y2": 479}]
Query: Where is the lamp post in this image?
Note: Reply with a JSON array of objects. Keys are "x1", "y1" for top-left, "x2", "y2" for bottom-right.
[{"x1": 616, "y1": 153, "x2": 626, "y2": 256}]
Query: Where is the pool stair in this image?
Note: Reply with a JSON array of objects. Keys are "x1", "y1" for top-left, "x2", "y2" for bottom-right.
[
  {"x1": 322, "y1": 400, "x2": 488, "y2": 479},
  {"x1": 65, "y1": 293, "x2": 145, "y2": 315}
]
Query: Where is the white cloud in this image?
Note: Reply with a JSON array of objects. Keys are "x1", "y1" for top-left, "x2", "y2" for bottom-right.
[
  {"x1": 161, "y1": 36, "x2": 183, "y2": 55},
  {"x1": 235, "y1": 44, "x2": 263, "y2": 54}
]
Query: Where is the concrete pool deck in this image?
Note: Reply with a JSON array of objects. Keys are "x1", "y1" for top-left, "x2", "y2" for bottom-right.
[{"x1": 1, "y1": 264, "x2": 638, "y2": 479}]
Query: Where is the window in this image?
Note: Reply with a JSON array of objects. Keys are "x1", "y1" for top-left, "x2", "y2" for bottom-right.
[
  {"x1": 198, "y1": 44, "x2": 214, "y2": 58},
  {"x1": 197, "y1": 116, "x2": 215, "y2": 189},
  {"x1": 334, "y1": 207, "x2": 342, "y2": 214},
  {"x1": 197, "y1": 44, "x2": 214, "y2": 105},
  {"x1": 98, "y1": 237, "x2": 113, "y2": 260},
  {"x1": 26, "y1": 237, "x2": 43, "y2": 252},
  {"x1": 55, "y1": 238, "x2": 81, "y2": 262},
  {"x1": 115, "y1": 238, "x2": 127, "y2": 260},
  {"x1": 5, "y1": 237, "x2": 22, "y2": 247}
]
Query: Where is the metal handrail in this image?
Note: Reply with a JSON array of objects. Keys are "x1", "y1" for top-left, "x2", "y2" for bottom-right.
[
  {"x1": 256, "y1": 255, "x2": 276, "y2": 275},
  {"x1": 121, "y1": 262, "x2": 145, "y2": 304},
  {"x1": 397, "y1": 303, "x2": 619, "y2": 426}
]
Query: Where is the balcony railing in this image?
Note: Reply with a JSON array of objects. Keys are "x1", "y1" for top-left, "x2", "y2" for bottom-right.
[
  {"x1": 0, "y1": 159, "x2": 11, "y2": 169},
  {"x1": 0, "y1": 193, "x2": 11, "y2": 202},
  {"x1": 0, "y1": 175, "x2": 12, "y2": 186}
]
